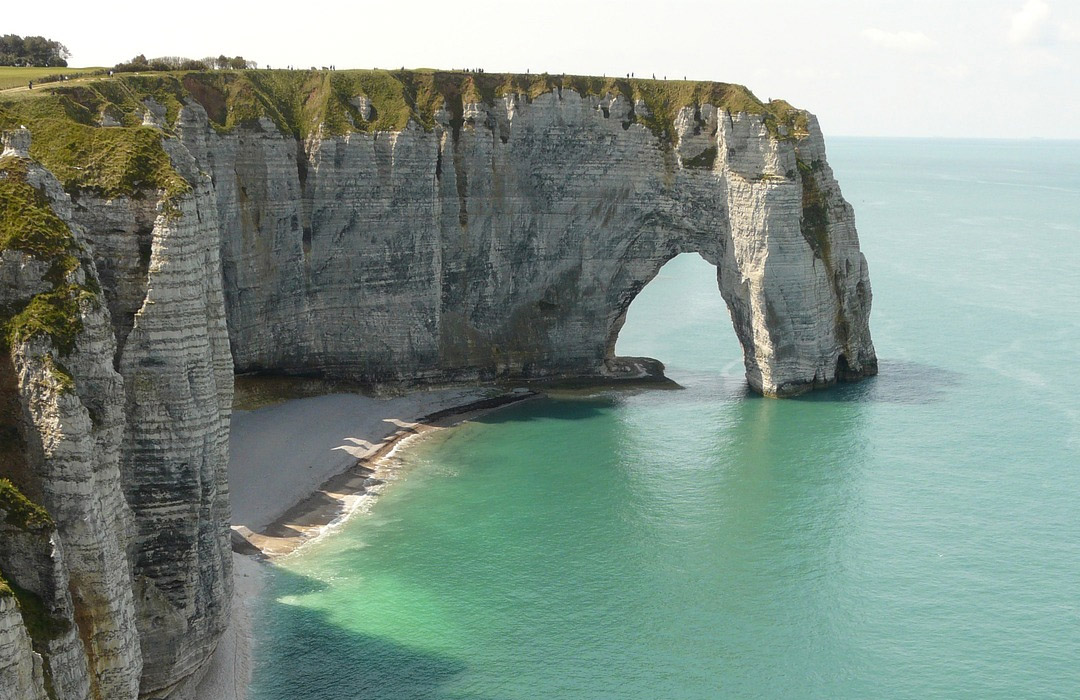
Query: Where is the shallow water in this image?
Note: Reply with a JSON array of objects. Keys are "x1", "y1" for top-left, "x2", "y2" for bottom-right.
[{"x1": 251, "y1": 138, "x2": 1080, "y2": 699}]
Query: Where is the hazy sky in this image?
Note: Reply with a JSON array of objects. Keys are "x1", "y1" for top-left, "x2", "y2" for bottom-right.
[{"x1": 7, "y1": 0, "x2": 1079, "y2": 138}]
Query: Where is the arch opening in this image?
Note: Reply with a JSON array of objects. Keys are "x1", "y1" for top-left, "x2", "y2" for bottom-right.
[{"x1": 609, "y1": 253, "x2": 744, "y2": 384}]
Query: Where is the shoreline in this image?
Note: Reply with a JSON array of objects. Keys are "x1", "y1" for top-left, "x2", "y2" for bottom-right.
[
  {"x1": 198, "y1": 377, "x2": 676, "y2": 700},
  {"x1": 197, "y1": 386, "x2": 540, "y2": 700},
  {"x1": 232, "y1": 389, "x2": 539, "y2": 558}
]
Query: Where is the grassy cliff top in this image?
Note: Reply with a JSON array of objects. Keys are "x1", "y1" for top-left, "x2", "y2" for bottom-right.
[
  {"x1": 2, "y1": 67, "x2": 810, "y2": 145},
  {"x1": 1, "y1": 68, "x2": 809, "y2": 200},
  {"x1": 0, "y1": 67, "x2": 107, "y2": 91},
  {"x1": 0, "y1": 68, "x2": 810, "y2": 224},
  {"x1": 0, "y1": 76, "x2": 190, "y2": 201}
]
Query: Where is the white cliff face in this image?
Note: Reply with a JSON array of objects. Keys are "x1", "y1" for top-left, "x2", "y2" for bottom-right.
[
  {"x1": 2, "y1": 136, "x2": 231, "y2": 700},
  {"x1": 113, "y1": 188, "x2": 233, "y2": 699},
  {"x1": 0, "y1": 155, "x2": 142, "y2": 700},
  {"x1": 190, "y1": 89, "x2": 874, "y2": 395},
  {"x1": 65, "y1": 149, "x2": 233, "y2": 695},
  {"x1": 0, "y1": 595, "x2": 48, "y2": 700}
]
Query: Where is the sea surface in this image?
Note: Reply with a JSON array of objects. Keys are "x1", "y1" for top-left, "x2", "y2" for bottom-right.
[{"x1": 250, "y1": 138, "x2": 1080, "y2": 699}]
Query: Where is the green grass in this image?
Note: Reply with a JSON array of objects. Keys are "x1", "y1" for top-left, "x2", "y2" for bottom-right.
[
  {"x1": 0, "y1": 157, "x2": 94, "y2": 363},
  {"x1": 0, "y1": 478, "x2": 52, "y2": 530},
  {"x1": 0, "y1": 157, "x2": 78, "y2": 264},
  {"x1": 308, "y1": 70, "x2": 812, "y2": 142},
  {"x1": 5, "y1": 286, "x2": 96, "y2": 358},
  {"x1": 0, "y1": 80, "x2": 191, "y2": 202},
  {"x1": 0, "y1": 567, "x2": 11, "y2": 597},
  {"x1": 0, "y1": 67, "x2": 106, "y2": 91},
  {"x1": 3, "y1": 68, "x2": 813, "y2": 146}
]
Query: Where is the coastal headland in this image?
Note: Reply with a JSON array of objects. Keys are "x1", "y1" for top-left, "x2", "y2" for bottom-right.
[{"x1": 0, "y1": 67, "x2": 873, "y2": 699}]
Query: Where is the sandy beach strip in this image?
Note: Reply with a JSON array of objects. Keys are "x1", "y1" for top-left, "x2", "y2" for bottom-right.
[
  {"x1": 198, "y1": 385, "x2": 537, "y2": 700},
  {"x1": 229, "y1": 387, "x2": 536, "y2": 554},
  {"x1": 194, "y1": 552, "x2": 262, "y2": 700}
]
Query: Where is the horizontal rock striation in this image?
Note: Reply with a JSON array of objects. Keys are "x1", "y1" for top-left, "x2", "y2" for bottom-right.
[
  {"x1": 1, "y1": 126, "x2": 230, "y2": 699},
  {"x1": 0, "y1": 143, "x2": 142, "y2": 699},
  {"x1": 0, "y1": 69, "x2": 875, "y2": 698},
  {"x1": 164, "y1": 75, "x2": 874, "y2": 396},
  {"x1": 201, "y1": 91, "x2": 874, "y2": 395}
]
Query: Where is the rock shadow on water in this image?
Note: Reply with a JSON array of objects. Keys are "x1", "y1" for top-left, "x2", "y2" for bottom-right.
[
  {"x1": 793, "y1": 359, "x2": 962, "y2": 404},
  {"x1": 472, "y1": 395, "x2": 614, "y2": 424},
  {"x1": 255, "y1": 566, "x2": 495, "y2": 700}
]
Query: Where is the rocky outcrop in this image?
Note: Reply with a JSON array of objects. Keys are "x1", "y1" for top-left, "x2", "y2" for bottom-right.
[
  {"x1": 1, "y1": 129, "x2": 230, "y2": 699},
  {"x1": 0, "y1": 593, "x2": 48, "y2": 700},
  {"x1": 0, "y1": 145, "x2": 143, "y2": 700},
  {"x1": 108, "y1": 157, "x2": 233, "y2": 700},
  {"x1": 0, "y1": 70, "x2": 875, "y2": 699},
  {"x1": 197, "y1": 87, "x2": 874, "y2": 396}
]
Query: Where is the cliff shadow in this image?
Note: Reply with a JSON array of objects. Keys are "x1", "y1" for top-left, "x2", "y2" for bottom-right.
[
  {"x1": 472, "y1": 395, "x2": 613, "y2": 424},
  {"x1": 0, "y1": 349, "x2": 39, "y2": 502},
  {"x1": 252, "y1": 566, "x2": 500, "y2": 700}
]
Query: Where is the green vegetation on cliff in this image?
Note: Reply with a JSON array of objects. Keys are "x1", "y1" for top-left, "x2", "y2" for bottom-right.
[
  {"x1": 0, "y1": 567, "x2": 11, "y2": 597},
  {"x1": 0, "y1": 478, "x2": 52, "y2": 530},
  {"x1": 0, "y1": 76, "x2": 190, "y2": 201},
  {"x1": 0, "y1": 156, "x2": 94, "y2": 365},
  {"x1": 3, "y1": 67, "x2": 812, "y2": 146},
  {"x1": 0, "y1": 157, "x2": 78, "y2": 265},
  {"x1": 5, "y1": 286, "x2": 95, "y2": 357},
  {"x1": 217, "y1": 69, "x2": 812, "y2": 142}
]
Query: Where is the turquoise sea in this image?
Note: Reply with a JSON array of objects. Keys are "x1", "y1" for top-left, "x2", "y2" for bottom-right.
[{"x1": 251, "y1": 138, "x2": 1080, "y2": 699}]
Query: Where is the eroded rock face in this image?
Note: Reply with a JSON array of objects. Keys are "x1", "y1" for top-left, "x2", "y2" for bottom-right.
[
  {"x1": 195, "y1": 90, "x2": 875, "y2": 395},
  {"x1": 0, "y1": 156, "x2": 142, "y2": 700},
  {"x1": 0, "y1": 595, "x2": 48, "y2": 700},
  {"x1": 2, "y1": 137, "x2": 231, "y2": 700},
  {"x1": 110, "y1": 179, "x2": 233, "y2": 700},
  {"x1": 0, "y1": 78, "x2": 875, "y2": 700},
  {"x1": 66, "y1": 177, "x2": 233, "y2": 696},
  {"x1": 0, "y1": 520, "x2": 92, "y2": 700}
]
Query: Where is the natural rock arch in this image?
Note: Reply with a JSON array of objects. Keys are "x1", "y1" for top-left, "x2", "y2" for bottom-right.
[
  {"x1": 198, "y1": 91, "x2": 875, "y2": 396},
  {"x1": 603, "y1": 249, "x2": 726, "y2": 378}
]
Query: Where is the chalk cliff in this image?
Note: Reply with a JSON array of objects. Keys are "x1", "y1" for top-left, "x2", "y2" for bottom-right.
[{"x1": 0, "y1": 69, "x2": 875, "y2": 698}]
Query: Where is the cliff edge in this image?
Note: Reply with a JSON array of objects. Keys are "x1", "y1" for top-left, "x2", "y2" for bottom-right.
[{"x1": 0, "y1": 68, "x2": 875, "y2": 699}]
